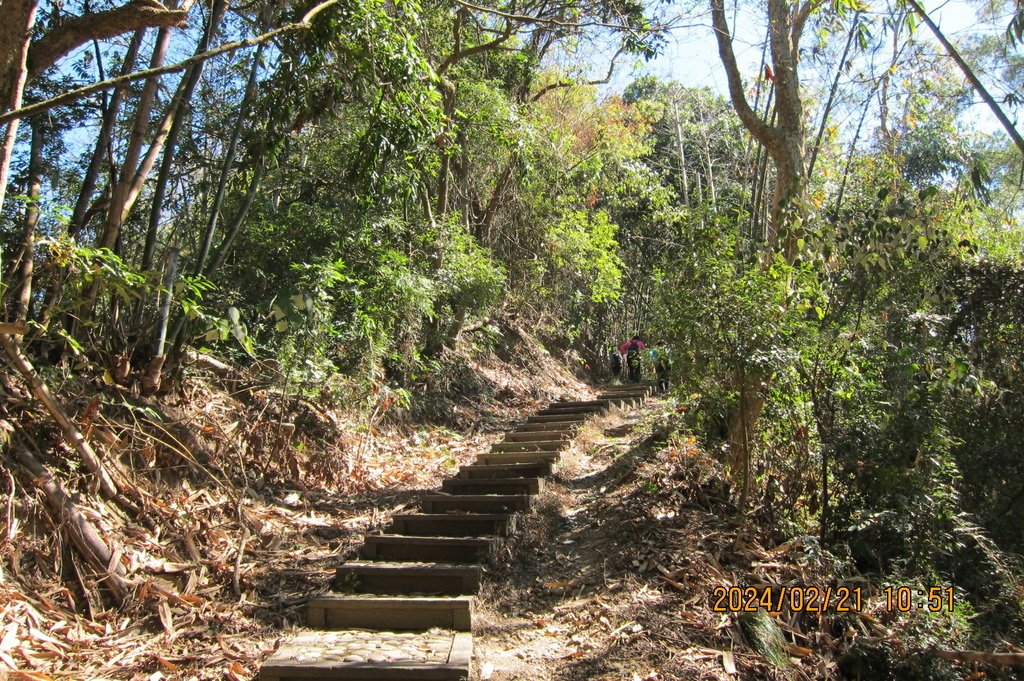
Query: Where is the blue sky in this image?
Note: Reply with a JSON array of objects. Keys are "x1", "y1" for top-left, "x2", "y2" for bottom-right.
[{"x1": 599, "y1": 0, "x2": 1017, "y2": 137}]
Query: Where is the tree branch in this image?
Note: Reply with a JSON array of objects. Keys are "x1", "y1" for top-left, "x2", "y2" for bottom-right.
[
  {"x1": 437, "y1": 22, "x2": 516, "y2": 75},
  {"x1": 0, "y1": 0, "x2": 342, "y2": 126},
  {"x1": 905, "y1": 0, "x2": 1024, "y2": 159},
  {"x1": 790, "y1": 0, "x2": 820, "y2": 48},
  {"x1": 531, "y1": 45, "x2": 625, "y2": 101},
  {"x1": 452, "y1": 0, "x2": 666, "y2": 31},
  {"x1": 928, "y1": 649, "x2": 1024, "y2": 666},
  {"x1": 27, "y1": 0, "x2": 190, "y2": 80},
  {"x1": 11, "y1": 440, "x2": 130, "y2": 602},
  {"x1": 709, "y1": 0, "x2": 775, "y2": 147},
  {"x1": 0, "y1": 332, "x2": 119, "y2": 498}
]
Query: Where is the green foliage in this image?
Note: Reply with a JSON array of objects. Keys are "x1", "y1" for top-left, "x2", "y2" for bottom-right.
[
  {"x1": 426, "y1": 217, "x2": 506, "y2": 317},
  {"x1": 43, "y1": 236, "x2": 146, "y2": 304},
  {"x1": 548, "y1": 207, "x2": 623, "y2": 303}
]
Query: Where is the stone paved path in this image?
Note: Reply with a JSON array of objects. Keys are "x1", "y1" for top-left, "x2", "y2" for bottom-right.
[{"x1": 260, "y1": 382, "x2": 660, "y2": 681}]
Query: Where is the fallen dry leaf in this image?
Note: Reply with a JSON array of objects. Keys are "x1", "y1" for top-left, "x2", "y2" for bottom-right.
[
  {"x1": 226, "y1": 661, "x2": 250, "y2": 681},
  {"x1": 722, "y1": 650, "x2": 737, "y2": 675}
]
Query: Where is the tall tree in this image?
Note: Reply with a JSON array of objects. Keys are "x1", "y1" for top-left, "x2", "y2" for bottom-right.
[{"x1": 710, "y1": 0, "x2": 815, "y2": 257}]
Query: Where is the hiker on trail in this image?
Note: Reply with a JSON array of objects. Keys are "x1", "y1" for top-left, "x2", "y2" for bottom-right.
[
  {"x1": 651, "y1": 346, "x2": 671, "y2": 391},
  {"x1": 609, "y1": 346, "x2": 622, "y2": 378},
  {"x1": 619, "y1": 335, "x2": 645, "y2": 383}
]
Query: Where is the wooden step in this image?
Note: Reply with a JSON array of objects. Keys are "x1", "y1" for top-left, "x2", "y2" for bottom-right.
[
  {"x1": 388, "y1": 513, "x2": 514, "y2": 537},
  {"x1": 490, "y1": 441, "x2": 563, "y2": 453},
  {"x1": 261, "y1": 629, "x2": 472, "y2": 680},
  {"x1": 602, "y1": 396, "x2": 642, "y2": 407},
  {"x1": 361, "y1": 535, "x2": 493, "y2": 563},
  {"x1": 420, "y1": 494, "x2": 531, "y2": 514},
  {"x1": 501, "y1": 431, "x2": 570, "y2": 442},
  {"x1": 476, "y1": 451, "x2": 559, "y2": 466},
  {"x1": 308, "y1": 595, "x2": 473, "y2": 631},
  {"x1": 458, "y1": 462, "x2": 552, "y2": 479},
  {"x1": 600, "y1": 385, "x2": 654, "y2": 394},
  {"x1": 535, "y1": 405, "x2": 605, "y2": 416},
  {"x1": 510, "y1": 422, "x2": 580, "y2": 433},
  {"x1": 547, "y1": 399, "x2": 610, "y2": 408},
  {"x1": 525, "y1": 413, "x2": 590, "y2": 423},
  {"x1": 442, "y1": 477, "x2": 543, "y2": 495},
  {"x1": 334, "y1": 562, "x2": 481, "y2": 595},
  {"x1": 597, "y1": 389, "x2": 648, "y2": 398}
]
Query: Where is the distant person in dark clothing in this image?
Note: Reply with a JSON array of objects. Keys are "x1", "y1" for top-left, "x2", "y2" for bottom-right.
[
  {"x1": 609, "y1": 346, "x2": 622, "y2": 378},
  {"x1": 651, "y1": 346, "x2": 671, "y2": 391},
  {"x1": 619, "y1": 335, "x2": 645, "y2": 383}
]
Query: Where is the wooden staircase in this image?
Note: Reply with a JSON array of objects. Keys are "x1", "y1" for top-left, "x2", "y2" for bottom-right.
[{"x1": 260, "y1": 382, "x2": 659, "y2": 681}]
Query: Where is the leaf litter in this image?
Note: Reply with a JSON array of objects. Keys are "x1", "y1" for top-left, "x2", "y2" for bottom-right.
[
  {"x1": 0, "y1": 326, "x2": 596, "y2": 680},
  {"x1": 471, "y1": 399, "x2": 969, "y2": 680}
]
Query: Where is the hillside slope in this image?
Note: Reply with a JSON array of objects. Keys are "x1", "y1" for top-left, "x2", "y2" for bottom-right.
[
  {"x1": 473, "y1": 400, "x2": 1023, "y2": 681},
  {"x1": 0, "y1": 322, "x2": 591, "y2": 679}
]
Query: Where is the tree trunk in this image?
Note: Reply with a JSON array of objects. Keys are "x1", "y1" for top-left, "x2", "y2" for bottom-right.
[
  {"x1": 143, "y1": 245, "x2": 179, "y2": 393},
  {"x1": 0, "y1": 332, "x2": 119, "y2": 498},
  {"x1": 435, "y1": 81, "x2": 457, "y2": 218},
  {"x1": 748, "y1": 83, "x2": 774, "y2": 241},
  {"x1": 0, "y1": 0, "x2": 38, "y2": 215},
  {"x1": 10, "y1": 441, "x2": 129, "y2": 602},
  {"x1": 906, "y1": 0, "x2": 1024, "y2": 158},
  {"x1": 727, "y1": 370, "x2": 765, "y2": 510},
  {"x1": 671, "y1": 99, "x2": 690, "y2": 205},
  {"x1": 98, "y1": 23, "x2": 173, "y2": 250},
  {"x1": 70, "y1": 29, "x2": 144, "y2": 236},
  {"x1": 143, "y1": 0, "x2": 228, "y2": 273},
  {"x1": 189, "y1": 34, "x2": 263, "y2": 275},
  {"x1": 11, "y1": 119, "x2": 43, "y2": 323},
  {"x1": 204, "y1": 157, "x2": 266, "y2": 277},
  {"x1": 703, "y1": 138, "x2": 717, "y2": 207},
  {"x1": 709, "y1": 0, "x2": 809, "y2": 255}
]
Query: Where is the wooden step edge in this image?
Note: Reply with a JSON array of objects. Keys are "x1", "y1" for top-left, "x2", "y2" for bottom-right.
[
  {"x1": 335, "y1": 561, "x2": 483, "y2": 575},
  {"x1": 490, "y1": 442, "x2": 564, "y2": 452},
  {"x1": 308, "y1": 595, "x2": 474, "y2": 631},
  {"x1": 420, "y1": 494, "x2": 532, "y2": 512},
  {"x1": 442, "y1": 478, "x2": 543, "y2": 494},
  {"x1": 476, "y1": 452, "x2": 559, "y2": 466},
  {"x1": 535, "y1": 407, "x2": 606, "y2": 416},
  {"x1": 388, "y1": 513, "x2": 516, "y2": 537},
  {"x1": 333, "y1": 562, "x2": 482, "y2": 596},
  {"x1": 260, "y1": 630, "x2": 472, "y2": 681},
  {"x1": 457, "y1": 462, "x2": 553, "y2": 478},
  {"x1": 389, "y1": 512, "x2": 513, "y2": 522},
  {"x1": 511, "y1": 422, "x2": 582, "y2": 432},
  {"x1": 501, "y1": 433, "x2": 571, "y2": 442},
  {"x1": 364, "y1": 535, "x2": 494, "y2": 546},
  {"x1": 524, "y1": 414, "x2": 590, "y2": 422}
]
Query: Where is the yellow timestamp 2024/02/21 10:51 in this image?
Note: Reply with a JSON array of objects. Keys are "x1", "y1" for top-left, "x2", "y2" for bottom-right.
[{"x1": 709, "y1": 584, "x2": 958, "y2": 614}]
